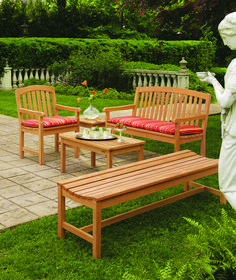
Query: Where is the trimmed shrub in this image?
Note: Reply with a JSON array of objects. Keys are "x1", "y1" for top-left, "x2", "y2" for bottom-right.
[{"x1": 0, "y1": 38, "x2": 216, "y2": 74}]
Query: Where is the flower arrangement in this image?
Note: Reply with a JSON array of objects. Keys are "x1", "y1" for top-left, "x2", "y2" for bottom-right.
[{"x1": 77, "y1": 80, "x2": 109, "y2": 105}]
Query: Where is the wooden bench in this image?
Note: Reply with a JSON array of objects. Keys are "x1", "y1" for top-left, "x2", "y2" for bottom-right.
[
  {"x1": 103, "y1": 87, "x2": 211, "y2": 156},
  {"x1": 58, "y1": 150, "x2": 226, "y2": 259}
]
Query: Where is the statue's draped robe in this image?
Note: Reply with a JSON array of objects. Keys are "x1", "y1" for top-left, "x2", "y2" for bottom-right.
[{"x1": 218, "y1": 58, "x2": 236, "y2": 209}]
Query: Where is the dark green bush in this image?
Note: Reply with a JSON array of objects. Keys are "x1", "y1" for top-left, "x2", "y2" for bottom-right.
[
  {"x1": 23, "y1": 77, "x2": 48, "y2": 87},
  {"x1": 49, "y1": 48, "x2": 126, "y2": 90}
]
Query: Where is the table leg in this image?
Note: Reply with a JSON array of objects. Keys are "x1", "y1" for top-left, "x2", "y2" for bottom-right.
[
  {"x1": 75, "y1": 147, "x2": 79, "y2": 158},
  {"x1": 107, "y1": 152, "x2": 113, "y2": 168},
  {"x1": 61, "y1": 141, "x2": 66, "y2": 172},
  {"x1": 138, "y1": 145, "x2": 144, "y2": 161},
  {"x1": 91, "y1": 151, "x2": 96, "y2": 166}
]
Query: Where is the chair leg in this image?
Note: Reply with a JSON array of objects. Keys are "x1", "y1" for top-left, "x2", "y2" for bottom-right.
[
  {"x1": 39, "y1": 133, "x2": 44, "y2": 165},
  {"x1": 19, "y1": 129, "x2": 24, "y2": 159},
  {"x1": 200, "y1": 137, "x2": 206, "y2": 156},
  {"x1": 55, "y1": 134, "x2": 59, "y2": 152}
]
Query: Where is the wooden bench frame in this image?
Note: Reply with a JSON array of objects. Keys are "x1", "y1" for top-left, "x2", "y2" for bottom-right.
[
  {"x1": 103, "y1": 87, "x2": 211, "y2": 156},
  {"x1": 58, "y1": 150, "x2": 226, "y2": 259}
]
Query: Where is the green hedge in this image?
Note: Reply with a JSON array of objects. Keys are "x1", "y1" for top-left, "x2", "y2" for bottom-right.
[{"x1": 0, "y1": 38, "x2": 215, "y2": 74}]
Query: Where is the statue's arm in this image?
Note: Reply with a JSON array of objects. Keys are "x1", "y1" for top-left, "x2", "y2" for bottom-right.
[{"x1": 206, "y1": 60, "x2": 236, "y2": 108}]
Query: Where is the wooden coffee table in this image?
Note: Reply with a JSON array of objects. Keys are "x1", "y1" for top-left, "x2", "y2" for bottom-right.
[{"x1": 60, "y1": 133, "x2": 145, "y2": 171}]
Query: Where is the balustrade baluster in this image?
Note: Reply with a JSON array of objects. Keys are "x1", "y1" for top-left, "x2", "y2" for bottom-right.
[
  {"x1": 41, "y1": 68, "x2": 45, "y2": 80},
  {"x1": 171, "y1": 74, "x2": 177, "y2": 87},
  {"x1": 132, "y1": 73, "x2": 137, "y2": 89},
  {"x1": 24, "y1": 69, "x2": 29, "y2": 81},
  {"x1": 137, "y1": 73, "x2": 142, "y2": 87},
  {"x1": 35, "y1": 68, "x2": 40, "y2": 80},
  {"x1": 147, "y1": 73, "x2": 153, "y2": 87},
  {"x1": 143, "y1": 73, "x2": 148, "y2": 87},
  {"x1": 153, "y1": 74, "x2": 159, "y2": 86},
  {"x1": 166, "y1": 74, "x2": 171, "y2": 87},
  {"x1": 159, "y1": 74, "x2": 165, "y2": 87},
  {"x1": 29, "y1": 68, "x2": 34, "y2": 79},
  {"x1": 18, "y1": 69, "x2": 24, "y2": 87},
  {"x1": 45, "y1": 69, "x2": 50, "y2": 84},
  {"x1": 12, "y1": 69, "x2": 18, "y2": 88}
]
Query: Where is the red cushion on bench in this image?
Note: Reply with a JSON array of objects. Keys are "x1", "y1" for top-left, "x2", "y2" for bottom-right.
[
  {"x1": 22, "y1": 116, "x2": 77, "y2": 128},
  {"x1": 108, "y1": 116, "x2": 203, "y2": 135}
]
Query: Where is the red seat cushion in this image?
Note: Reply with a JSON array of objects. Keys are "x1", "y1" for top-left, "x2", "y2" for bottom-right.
[
  {"x1": 22, "y1": 116, "x2": 77, "y2": 128},
  {"x1": 108, "y1": 116, "x2": 203, "y2": 135}
]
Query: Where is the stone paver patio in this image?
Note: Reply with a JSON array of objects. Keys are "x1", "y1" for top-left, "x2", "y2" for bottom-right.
[{"x1": 0, "y1": 114, "x2": 158, "y2": 230}]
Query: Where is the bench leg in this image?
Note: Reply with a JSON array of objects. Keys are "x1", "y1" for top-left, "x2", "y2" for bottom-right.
[
  {"x1": 58, "y1": 185, "x2": 66, "y2": 238},
  {"x1": 93, "y1": 202, "x2": 101, "y2": 259},
  {"x1": 184, "y1": 182, "x2": 190, "y2": 191}
]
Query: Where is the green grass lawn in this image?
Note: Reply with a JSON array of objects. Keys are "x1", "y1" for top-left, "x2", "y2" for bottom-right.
[{"x1": 1, "y1": 90, "x2": 236, "y2": 279}]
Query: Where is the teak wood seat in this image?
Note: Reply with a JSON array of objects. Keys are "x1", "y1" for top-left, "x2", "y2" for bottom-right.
[
  {"x1": 103, "y1": 87, "x2": 211, "y2": 156},
  {"x1": 15, "y1": 85, "x2": 81, "y2": 165},
  {"x1": 58, "y1": 150, "x2": 226, "y2": 259}
]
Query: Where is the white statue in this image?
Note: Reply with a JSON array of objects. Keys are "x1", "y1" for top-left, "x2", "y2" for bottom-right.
[{"x1": 197, "y1": 12, "x2": 236, "y2": 210}]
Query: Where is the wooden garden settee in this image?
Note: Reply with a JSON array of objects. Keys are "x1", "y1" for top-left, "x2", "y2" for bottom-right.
[
  {"x1": 15, "y1": 85, "x2": 81, "y2": 165},
  {"x1": 103, "y1": 86, "x2": 211, "y2": 156}
]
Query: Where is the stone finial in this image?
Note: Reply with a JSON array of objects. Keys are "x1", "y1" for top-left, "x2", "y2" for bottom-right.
[{"x1": 179, "y1": 57, "x2": 188, "y2": 72}]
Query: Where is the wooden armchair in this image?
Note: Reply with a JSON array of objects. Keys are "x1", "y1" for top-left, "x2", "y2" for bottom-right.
[{"x1": 15, "y1": 85, "x2": 81, "y2": 165}]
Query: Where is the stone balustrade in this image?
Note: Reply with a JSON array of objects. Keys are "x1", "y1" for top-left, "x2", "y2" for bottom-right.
[
  {"x1": 0, "y1": 58, "x2": 190, "y2": 90},
  {"x1": 128, "y1": 68, "x2": 189, "y2": 89}
]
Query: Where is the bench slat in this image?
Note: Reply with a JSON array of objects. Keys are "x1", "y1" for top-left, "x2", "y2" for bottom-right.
[
  {"x1": 67, "y1": 155, "x2": 205, "y2": 193},
  {"x1": 60, "y1": 150, "x2": 196, "y2": 189},
  {"x1": 64, "y1": 155, "x2": 217, "y2": 201}
]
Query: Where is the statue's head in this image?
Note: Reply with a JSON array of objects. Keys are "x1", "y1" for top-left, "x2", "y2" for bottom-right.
[{"x1": 218, "y1": 12, "x2": 236, "y2": 50}]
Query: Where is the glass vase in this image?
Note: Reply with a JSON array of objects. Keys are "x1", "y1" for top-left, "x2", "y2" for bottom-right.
[{"x1": 83, "y1": 103, "x2": 99, "y2": 119}]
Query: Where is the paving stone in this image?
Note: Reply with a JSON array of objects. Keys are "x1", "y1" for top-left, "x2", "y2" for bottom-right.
[
  {"x1": 9, "y1": 173, "x2": 44, "y2": 184},
  {"x1": 0, "y1": 207, "x2": 39, "y2": 228},
  {"x1": 25, "y1": 200, "x2": 58, "y2": 217},
  {"x1": 22, "y1": 178, "x2": 56, "y2": 192},
  {"x1": 37, "y1": 187, "x2": 57, "y2": 200},
  {"x1": 0, "y1": 199, "x2": 19, "y2": 214},
  {"x1": 0, "y1": 178, "x2": 18, "y2": 189},
  {"x1": 0, "y1": 162, "x2": 15, "y2": 170},
  {"x1": 0, "y1": 167, "x2": 28, "y2": 178},
  {"x1": 0, "y1": 185, "x2": 32, "y2": 199},
  {"x1": 9, "y1": 193, "x2": 49, "y2": 207}
]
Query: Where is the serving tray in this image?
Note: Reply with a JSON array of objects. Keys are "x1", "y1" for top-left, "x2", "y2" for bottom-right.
[{"x1": 75, "y1": 133, "x2": 117, "y2": 141}]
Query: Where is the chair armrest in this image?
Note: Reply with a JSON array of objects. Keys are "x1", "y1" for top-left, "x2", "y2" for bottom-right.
[
  {"x1": 103, "y1": 104, "x2": 136, "y2": 112},
  {"x1": 173, "y1": 114, "x2": 207, "y2": 123},
  {"x1": 55, "y1": 104, "x2": 82, "y2": 113},
  {"x1": 18, "y1": 108, "x2": 45, "y2": 117}
]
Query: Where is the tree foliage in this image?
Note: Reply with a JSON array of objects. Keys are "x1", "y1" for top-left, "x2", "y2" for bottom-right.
[
  {"x1": 117, "y1": 0, "x2": 236, "y2": 40},
  {"x1": 0, "y1": 0, "x2": 155, "y2": 38}
]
